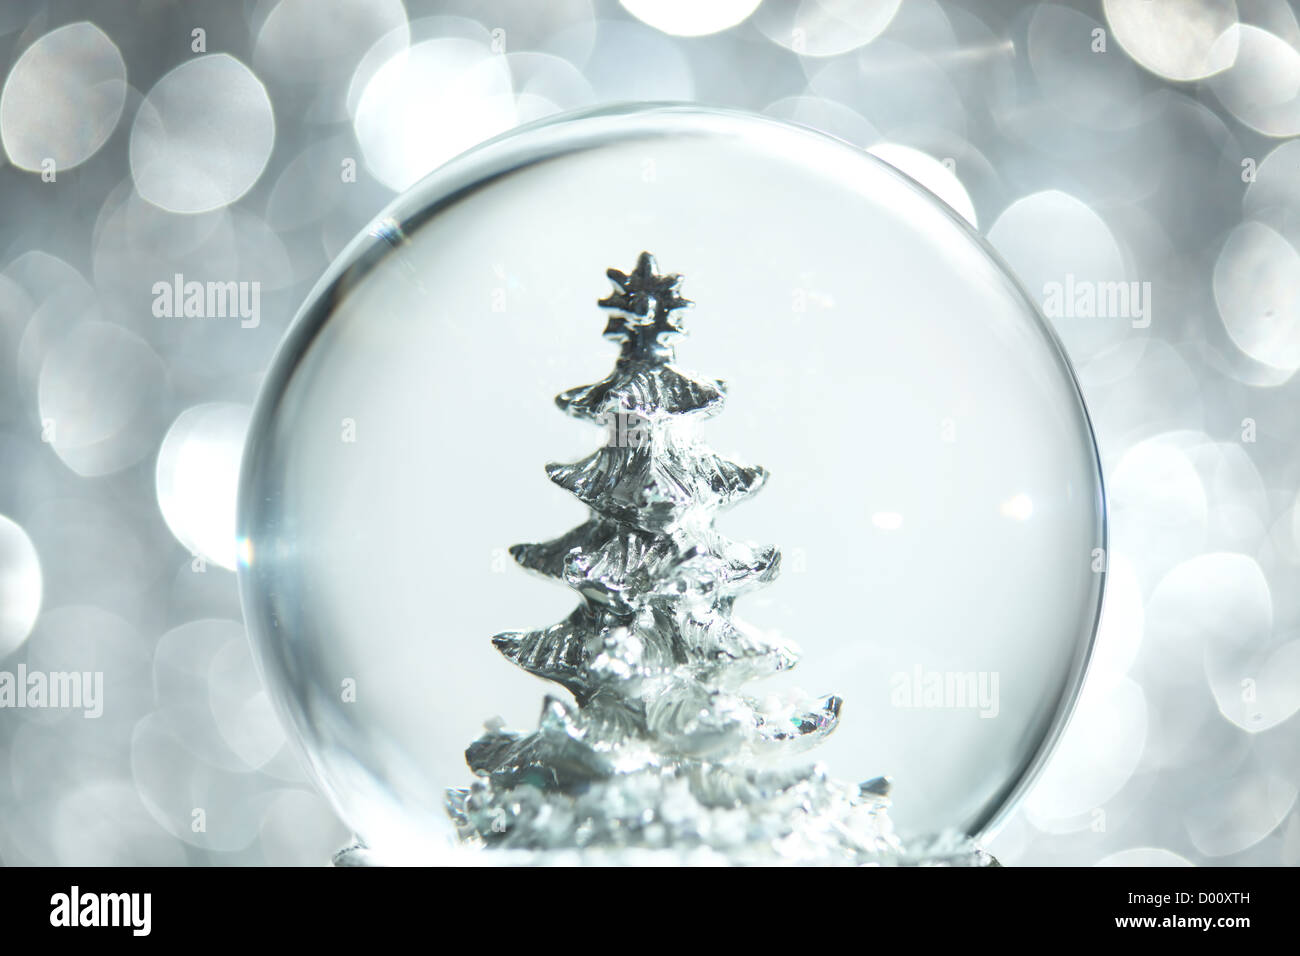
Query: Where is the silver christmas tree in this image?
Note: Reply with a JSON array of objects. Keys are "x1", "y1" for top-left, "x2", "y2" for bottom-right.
[{"x1": 446, "y1": 253, "x2": 904, "y2": 863}]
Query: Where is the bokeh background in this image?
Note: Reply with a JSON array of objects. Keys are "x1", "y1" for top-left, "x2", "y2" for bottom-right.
[{"x1": 1, "y1": 0, "x2": 1298, "y2": 866}]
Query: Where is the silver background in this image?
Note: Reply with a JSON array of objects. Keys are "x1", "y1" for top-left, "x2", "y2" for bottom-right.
[{"x1": 0, "y1": 0, "x2": 1298, "y2": 866}]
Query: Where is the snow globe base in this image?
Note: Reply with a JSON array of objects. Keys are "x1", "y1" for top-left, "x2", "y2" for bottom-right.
[{"x1": 330, "y1": 786, "x2": 999, "y2": 867}]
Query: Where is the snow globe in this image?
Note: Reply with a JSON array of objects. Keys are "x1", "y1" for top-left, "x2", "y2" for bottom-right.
[{"x1": 236, "y1": 105, "x2": 1106, "y2": 864}]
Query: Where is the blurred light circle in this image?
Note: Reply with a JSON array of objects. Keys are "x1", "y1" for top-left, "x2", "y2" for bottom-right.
[
  {"x1": 0, "y1": 270, "x2": 36, "y2": 341},
  {"x1": 1244, "y1": 138, "x2": 1300, "y2": 248},
  {"x1": 0, "y1": 514, "x2": 42, "y2": 658},
  {"x1": 37, "y1": 320, "x2": 169, "y2": 477},
  {"x1": 1137, "y1": 659, "x2": 1221, "y2": 772},
  {"x1": 19, "y1": 496, "x2": 167, "y2": 616},
  {"x1": 1024, "y1": 677, "x2": 1147, "y2": 828},
  {"x1": 986, "y1": 190, "x2": 1133, "y2": 369},
  {"x1": 154, "y1": 618, "x2": 278, "y2": 771},
  {"x1": 885, "y1": 0, "x2": 957, "y2": 54},
  {"x1": 22, "y1": 605, "x2": 153, "y2": 726},
  {"x1": 1103, "y1": 0, "x2": 1240, "y2": 81},
  {"x1": 1192, "y1": 441, "x2": 1267, "y2": 554},
  {"x1": 1088, "y1": 552, "x2": 1142, "y2": 688},
  {"x1": 868, "y1": 142, "x2": 976, "y2": 227},
  {"x1": 90, "y1": 181, "x2": 240, "y2": 353},
  {"x1": 1109, "y1": 435, "x2": 1208, "y2": 590},
  {"x1": 266, "y1": 136, "x2": 353, "y2": 232},
  {"x1": 208, "y1": 629, "x2": 287, "y2": 770},
  {"x1": 754, "y1": 0, "x2": 902, "y2": 58},
  {"x1": 1028, "y1": 4, "x2": 1142, "y2": 130},
  {"x1": 1243, "y1": 0, "x2": 1300, "y2": 48},
  {"x1": 53, "y1": 782, "x2": 185, "y2": 866},
  {"x1": 1096, "y1": 847, "x2": 1193, "y2": 866},
  {"x1": 235, "y1": 210, "x2": 294, "y2": 291},
  {"x1": 156, "y1": 403, "x2": 252, "y2": 571},
  {"x1": 93, "y1": 179, "x2": 233, "y2": 269},
  {"x1": 506, "y1": 51, "x2": 596, "y2": 123},
  {"x1": 130, "y1": 712, "x2": 280, "y2": 851},
  {"x1": 16, "y1": 284, "x2": 99, "y2": 404},
  {"x1": 1146, "y1": 552, "x2": 1271, "y2": 686},
  {"x1": 0, "y1": 21, "x2": 127, "y2": 172},
  {"x1": 1184, "y1": 765, "x2": 1297, "y2": 856},
  {"x1": 129, "y1": 54, "x2": 275, "y2": 214},
  {"x1": 1125, "y1": 90, "x2": 1243, "y2": 239},
  {"x1": 1207, "y1": 25, "x2": 1300, "y2": 136},
  {"x1": 3, "y1": 251, "x2": 92, "y2": 303},
  {"x1": 353, "y1": 37, "x2": 516, "y2": 192},
  {"x1": 1213, "y1": 220, "x2": 1300, "y2": 372},
  {"x1": 1086, "y1": 342, "x2": 1204, "y2": 452},
  {"x1": 5, "y1": 250, "x2": 96, "y2": 394},
  {"x1": 343, "y1": 16, "x2": 503, "y2": 127},
  {"x1": 7, "y1": 693, "x2": 135, "y2": 801},
  {"x1": 1208, "y1": 638, "x2": 1300, "y2": 731},
  {"x1": 620, "y1": 0, "x2": 761, "y2": 37},
  {"x1": 253, "y1": 0, "x2": 409, "y2": 124}
]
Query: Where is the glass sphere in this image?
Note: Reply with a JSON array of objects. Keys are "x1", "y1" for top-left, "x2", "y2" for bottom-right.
[{"x1": 237, "y1": 104, "x2": 1105, "y2": 862}]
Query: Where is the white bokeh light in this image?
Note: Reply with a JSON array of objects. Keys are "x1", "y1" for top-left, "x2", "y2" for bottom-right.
[
  {"x1": 987, "y1": 190, "x2": 1138, "y2": 372},
  {"x1": 1184, "y1": 764, "x2": 1297, "y2": 857},
  {"x1": 153, "y1": 618, "x2": 284, "y2": 771},
  {"x1": 0, "y1": 514, "x2": 42, "y2": 659},
  {"x1": 130, "y1": 54, "x2": 275, "y2": 213},
  {"x1": 1207, "y1": 25, "x2": 1300, "y2": 137},
  {"x1": 1087, "y1": 552, "x2": 1143, "y2": 688},
  {"x1": 754, "y1": 0, "x2": 903, "y2": 58},
  {"x1": 1028, "y1": 4, "x2": 1142, "y2": 130},
  {"x1": 353, "y1": 37, "x2": 516, "y2": 192},
  {"x1": 1207, "y1": 638, "x2": 1300, "y2": 732},
  {"x1": 1024, "y1": 676, "x2": 1148, "y2": 830},
  {"x1": 156, "y1": 403, "x2": 252, "y2": 571},
  {"x1": 620, "y1": 0, "x2": 762, "y2": 37},
  {"x1": 0, "y1": 21, "x2": 127, "y2": 172},
  {"x1": 1213, "y1": 220, "x2": 1300, "y2": 373},
  {"x1": 1145, "y1": 552, "x2": 1271, "y2": 688},
  {"x1": 1103, "y1": 0, "x2": 1239, "y2": 82},
  {"x1": 507, "y1": 51, "x2": 596, "y2": 123},
  {"x1": 1108, "y1": 436, "x2": 1209, "y2": 588},
  {"x1": 37, "y1": 320, "x2": 170, "y2": 477},
  {"x1": 253, "y1": 0, "x2": 409, "y2": 123},
  {"x1": 1243, "y1": 138, "x2": 1300, "y2": 250}
]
